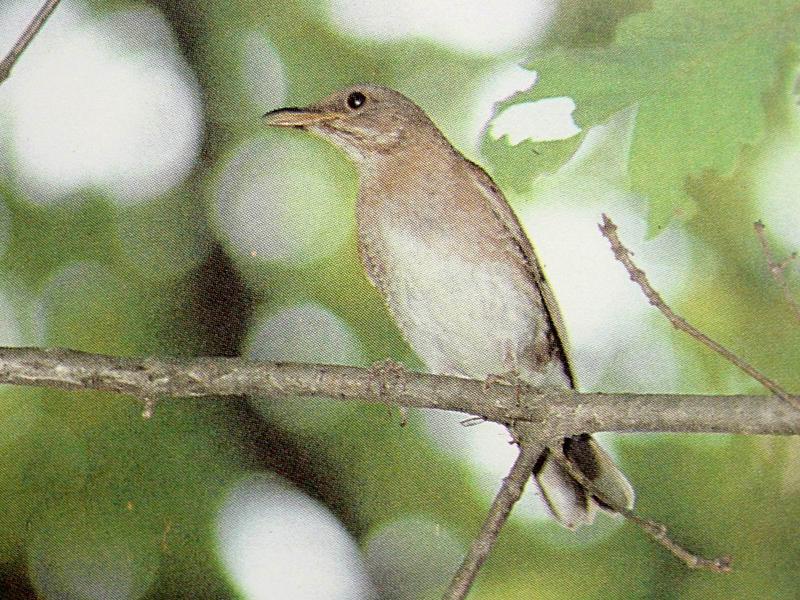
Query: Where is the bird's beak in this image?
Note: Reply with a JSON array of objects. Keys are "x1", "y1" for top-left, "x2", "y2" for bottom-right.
[{"x1": 261, "y1": 107, "x2": 343, "y2": 128}]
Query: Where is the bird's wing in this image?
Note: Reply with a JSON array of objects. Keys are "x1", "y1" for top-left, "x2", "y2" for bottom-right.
[{"x1": 464, "y1": 160, "x2": 577, "y2": 388}]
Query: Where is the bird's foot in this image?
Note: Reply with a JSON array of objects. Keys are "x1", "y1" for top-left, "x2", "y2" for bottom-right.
[
  {"x1": 483, "y1": 369, "x2": 527, "y2": 411},
  {"x1": 483, "y1": 369, "x2": 521, "y2": 390},
  {"x1": 368, "y1": 358, "x2": 406, "y2": 381}
]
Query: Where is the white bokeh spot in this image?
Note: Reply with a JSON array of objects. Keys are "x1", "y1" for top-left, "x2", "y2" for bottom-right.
[
  {"x1": 247, "y1": 302, "x2": 363, "y2": 366},
  {"x1": 518, "y1": 191, "x2": 689, "y2": 390},
  {"x1": 30, "y1": 260, "x2": 130, "y2": 348},
  {"x1": 217, "y1": 474, "x2": 376, "y2": 600},
  {"x1": 215, "y1": 137, "x2": 353, "y2": 266},
  {"x1": 241, "y1": 31, "x2": 287, "y2": 112},
  {"x1": 363, "y1": 516, "x2": 463, "y2": 600},
  {"x1": 327, "y1": 0, "x2": 556, "y2": 55},
  {"x1": 1, "y1": 1, "x2": 203, "y2": 204},
  {"x1": 489, "y1": 97, "x2": 581, "y2": 145},
  {"x1": 756, "y1": 141, "x2": 800, "y2": 248}
]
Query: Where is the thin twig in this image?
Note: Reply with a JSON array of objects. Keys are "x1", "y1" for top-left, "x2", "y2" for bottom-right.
[
  {"x1": 599, "y1": 214, "x2": 797, "y2": 410},
  {"x1": 622, "y1": 510, "x2": 732, "y2": 573},
  {"x1": 443, "y1": 440, "x2": 543, "y2": 600},
  {"x1": 754, "y1": 220, "x2": 800, "y2": 324},
  {"x1": 141, "y1": 396, "x2": 157, "y2": 419},
  {"x1": 553, "y1": 453, "x2": 731, "y2": 573},
  {"x1": 0, "y1": 0, "x2": 62, "y2": 86}
]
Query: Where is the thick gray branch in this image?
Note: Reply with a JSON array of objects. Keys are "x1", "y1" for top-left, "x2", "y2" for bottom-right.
[{"x1": 0, "y1": 347, "x2": 798, "y2": 437}]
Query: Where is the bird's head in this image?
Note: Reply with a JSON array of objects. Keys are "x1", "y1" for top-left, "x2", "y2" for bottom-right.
[{"x1": 262, "y1": 84, "x2": 440, "y2": 162}]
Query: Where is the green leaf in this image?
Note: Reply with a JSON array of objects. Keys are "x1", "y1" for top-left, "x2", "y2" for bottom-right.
[
  {"x1": 483, "y1": 0, "x2": 800, "y2": 232},
  {"x1": 541, "y1": 0, "x2": 653, "y2": 48}
]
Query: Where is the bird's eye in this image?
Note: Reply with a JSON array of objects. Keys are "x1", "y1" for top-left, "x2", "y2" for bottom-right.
[{"x1": 347, "y1": 91, "x2": 366, "y2": 110}]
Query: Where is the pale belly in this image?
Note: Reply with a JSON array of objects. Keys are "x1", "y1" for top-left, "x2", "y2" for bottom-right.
[{"x1": 378, "y1": 228, "x2": 543, "y2": 380}]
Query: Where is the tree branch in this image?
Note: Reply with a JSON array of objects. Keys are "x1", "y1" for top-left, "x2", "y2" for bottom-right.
[
  {"x1": 0, "y1": 0, "x2": 62, "y2": 86},
  {"x1": 622, "y1": 510, "x2": 732, "y2": 573},
  {"x1": 443, "y1": 440, "x2": 544, "y2": 600},
  {"x1": 0, "y1": 346, "x2": 798, "y2": 436},
  {"x1": 552, "y1": 453, "x2": 732, "y2": 573},
  {"x1": 599, "y1": 214, "x2": 797, "y2": 409}
]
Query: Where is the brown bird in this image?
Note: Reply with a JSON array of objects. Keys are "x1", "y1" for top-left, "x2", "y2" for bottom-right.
[{"x1": 262, "y1": 84, "x2": 634, "y2": 528}]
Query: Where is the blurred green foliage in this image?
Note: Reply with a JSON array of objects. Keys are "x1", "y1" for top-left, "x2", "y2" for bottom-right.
[
  {"x1": 0, "y1": 0, "x2": 799, "y2": 599},
  {"x1": 483, "y1": 0, "x2": 800, "y2": 232}
]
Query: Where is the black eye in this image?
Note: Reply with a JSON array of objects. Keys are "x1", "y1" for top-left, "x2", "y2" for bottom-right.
[{"x1": 347, "y1": 91, "x2": 366, "y2": 110}]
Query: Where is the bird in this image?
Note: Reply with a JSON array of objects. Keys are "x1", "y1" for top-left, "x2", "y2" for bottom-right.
[{"x1": 262, "y1": 84, "x2": 634, "y2": 528}]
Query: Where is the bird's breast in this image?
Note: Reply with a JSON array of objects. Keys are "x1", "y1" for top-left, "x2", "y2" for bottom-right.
[{"x1": 360, "y1": 215, "x2": 546, "y2": 380}]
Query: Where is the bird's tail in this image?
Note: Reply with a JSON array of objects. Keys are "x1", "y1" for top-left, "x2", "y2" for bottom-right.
[{"x1": 533, "y1": 433, "x2": 634, "y2": 529}]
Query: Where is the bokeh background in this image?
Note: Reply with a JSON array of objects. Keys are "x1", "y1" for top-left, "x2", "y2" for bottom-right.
[{"x1": 0, "y1": 0, "x2": 799, "y2": 598}]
